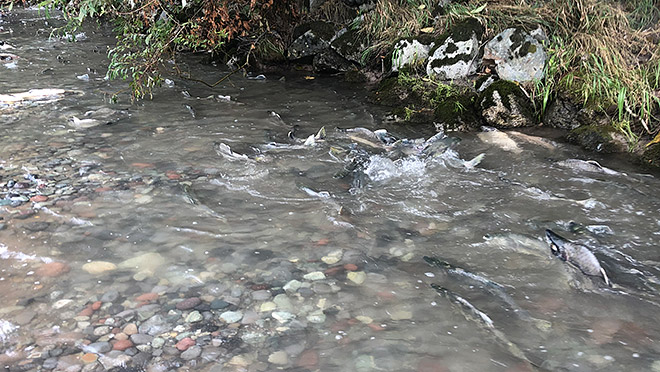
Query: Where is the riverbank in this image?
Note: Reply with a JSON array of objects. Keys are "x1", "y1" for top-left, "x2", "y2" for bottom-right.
[{"x1": 3, "y1": 0, "x2": 660, "y2": 166}]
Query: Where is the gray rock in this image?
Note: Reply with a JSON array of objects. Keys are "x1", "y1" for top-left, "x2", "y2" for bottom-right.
[
  {"x1": 544, "y1": 94, "x2": 581, "y2": 130},
  {"x1": 288, "y1": 21, "x2": 338, "y2": 60},
  {"x1": 138, "y1": 314, "x2": 170, "y2": 336},
  {"x1": 100, "y1": 290, "x2": 119, "y2": 303},
  {"x1": 427, "y1": 18, "x2": 483, "y2": 79},
  {"x1": 42, "y1": 357, "x2": 59, "y2": 370},
  {"x1": 86, "y1": 341, "x2": 112, "y2": 353},
  {"x1": 479, "y1": 80, "x2": 535, "y2": 128},
  {"x1": 131, "y1": 333, "x2": 154, "y2": 345},
  {"x1": 181, "y1": 345, "x2": 202, "y2": 360},
  {"x1": 330, "y1": 28, "x2": 369, "y2": 64},
  {"x1": 251, "y1": 290, "x2": 271, "y2": 301},
  {"x1": 313, "y1": 49, "x2": 355, "y2": 73},
  {"x1": 392, "y1": 37, "x2": 435, "y2": 72},
  {"x1": 210, "y1": 299, "x2": 230, "y2": 310},
  {"x1": 483, "y1": 27, "x2": 546, "y2": 82}
]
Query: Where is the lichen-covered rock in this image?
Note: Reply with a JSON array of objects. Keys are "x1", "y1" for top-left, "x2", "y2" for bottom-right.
[
  {"x1": 330, "y1": 28, "x2": 368, "y2": 64},
  {"x1": 392, "y1": 37, "x2": 435, "y2": 72},
  {"x1": 483, "y1": 27, "x2": 546, "y2": 82},
  {"x1": 544, "y1": 95, "x2": 581, "y2": 130},
  {"x1": 288, "y1": 21, "x2": 338, "y2": 61},
  {"x1": 566, "y1": 124, "x2": 628, "y2": 153},
  {"x1": 426, "y1": 18, "x2": 483, "y2": 80},
  {"x1": 475, "y1": 74, "x2": 498, "y2": 93},
  {"x1": 313, "y1": 49, "x2": 356, "y2": 73},
  {"x1": 478, "y1": 80, "x2": 535, "y2": 128}
]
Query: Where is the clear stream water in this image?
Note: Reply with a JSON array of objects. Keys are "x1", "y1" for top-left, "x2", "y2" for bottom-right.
[{"x1": 2, "y1": 8, "x2": 660, "y2": 372}]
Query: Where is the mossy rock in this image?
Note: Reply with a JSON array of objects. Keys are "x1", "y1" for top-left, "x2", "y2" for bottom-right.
[
  {"x1": 478, "y1": 80, "x2": 535, "y2": 128},
  {"x1": 330, "y1": 28, "x2": 368, "y2": 64},
  {"x1": 434, "y1": 93, "x2": 481, "y2": 131},
  {"x1": 369, "y1": 76, "x2": 420, "y2": 107},
  {"x1": 566, "y1": 124, "x2": 628, "y2": 153},
  {"x1": 640, "y1": 145, "x2": 660, "y2": 167},
  {"x1": 426, "y1": 18, "x2": 483, "y2": 80}
]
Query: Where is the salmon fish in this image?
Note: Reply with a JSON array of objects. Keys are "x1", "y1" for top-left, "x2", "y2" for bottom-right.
[{"x1": 545, "y1": 229, "x2": 611, "y2": 286}]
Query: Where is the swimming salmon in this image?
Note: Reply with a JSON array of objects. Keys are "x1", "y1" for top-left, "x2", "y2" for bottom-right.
[{"x1": 545, "y1": 229, "x2": 611, "y2": 286}]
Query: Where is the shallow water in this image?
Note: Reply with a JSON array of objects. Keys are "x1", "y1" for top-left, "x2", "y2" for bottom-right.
[{"x1": 2, "y1": 8, "x2": 660, "y2": 372}]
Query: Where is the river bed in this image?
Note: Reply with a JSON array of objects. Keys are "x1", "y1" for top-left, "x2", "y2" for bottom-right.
[{"x1": 2, "y1": 8, "x2": 660, "y2": 372}]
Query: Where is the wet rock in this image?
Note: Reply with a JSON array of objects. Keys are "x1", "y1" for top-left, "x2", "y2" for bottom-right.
[
  {"x1": 112, "y1": 339, "x2": 133, "y2": 351},
  {"x1": 175, "y1": 297, "x2": 201, "y2": 310},
  {"x1": 288, "y1": 21, "x2": 338, "y2": 60},
  {"x1": 272, "y1": 311, "x2": 295, "y2": 323},
  {"x1": 544, "y1": 94, "x2": 581, "y2": 130},
  {"x1": 130, "y1": 333, "x2": 153, "y2": 345},
  {"x1": 82, "y1": 261, "x2": 117, "y2": 275},
  {"x1": 181, "y1": 345, "x2": 202, "y2": 360},
  {"x1": 483, "y1": 27, "x2": 546, "y2": 82},
  {"x1": 86, "y1": 341, "x2": 112, "y2": 353},
  {"x1": 36, "y1": 262, "x2": 70, "y2": 277},
  {"x1": 24, "y1": 221, "x2": 50, "y2": 231},
  {"x1": 185, "y1": 310, "x2": 203, "y2": 323},
  {"x1": 330, "y1": 28, "x2": 368, "y2": 64},
  {"x1": 138, "y1": 314, "x2": 169, "y2": 336},
  {"x1": 100, "y1": 290, "x2": 119, "y2": 303},
  {"x1": 219, "y1": 311, "x2": 243, "y2": 323},
  {"x1": 297, "y1": 349, "x2": 319, "y2": 369},
  {"x1": 303, "y1": 271, "x2": 326, "y2": 281},
  {"x1": 307, "y1": 310, "x2": 326, "y2": 324},
  {"x1": 268, "y1": 350, "x2": 289, "y2": 365},
  {"x1": 427, "y1": 18, "x2": 483, "y2": 79},
  {"x1": 567, "y1": 124, "x2": 628, "y2": 153},
  {"x1": 283, "y1": 280, "x2": 302, "y2": 293},
  {"x1": 392, "y1": 37, "x2": 435, "y2": 72},
  {"x1": 479, "y1": 80, "x2": 535, "y2": 128},
  {"x1": 313, "y1": 49, "x2": 355, "y2": 73},
  {"x1": 175, "y1": 337, "x2": 195, "y2": 351},
  {"x1": 210, "y1": 299, "x2": 230, "y2": 310},
  {"x1": 251, "y1": 290, "x2": 271, "y2": 301},
  {"x1": 117, "y1": 252, "x2": 165, "y2": 274},
  {"x1": 347, "y1": 271, "x2": 366, "y2": 284}
]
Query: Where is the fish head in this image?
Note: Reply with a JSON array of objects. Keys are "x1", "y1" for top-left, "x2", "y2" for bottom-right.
[{"x1": 545, "y1": 229, "x2": 568, "y2": 260}]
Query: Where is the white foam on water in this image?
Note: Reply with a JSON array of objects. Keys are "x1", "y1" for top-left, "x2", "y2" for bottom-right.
[{"x1": 0, "y1": 319, "x2": 17, "y2": 344}]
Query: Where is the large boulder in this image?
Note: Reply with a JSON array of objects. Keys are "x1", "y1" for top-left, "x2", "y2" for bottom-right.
[
  {"x1": 483, "y1": 27, "x2": 546, "y2": 82},
  {"x1": 330, "y1": 28, "x2": 369, "y2": 64},
  {"x1": 426, "y1": 18, "x2": 483, "y2": 80},
  {"x1": 478, "y1": 80, "x2": 535, "y2": 128},
  {"x1": 566, "y1": 124, "x2": 628, "y2": 153},
  {"x1": 544, "y1": 94, "x2": 581, "y2": 130},
  {"x1": 391, "y1": 37, "x2": 435, "y2": 72},
  {"x1": 313, "y1": 49, "x2": 356, "y2": 73},
  {"x1": 288, "y1": 21, "x2": 338, "y2": 61}
]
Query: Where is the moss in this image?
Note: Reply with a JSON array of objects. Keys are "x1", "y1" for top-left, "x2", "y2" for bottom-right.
[
  {"x1": 434, "y1": 93, "x2": 480, "y2": 131},
  {"x1": 479, "y1": 80, "x2": 522, "y2": 111},
  {"x1": 566, "y1": 124, "x2": 621, "y2": 153},
  {"x1": 369, "y1": 76, "x2": 415, "y2": 107}
]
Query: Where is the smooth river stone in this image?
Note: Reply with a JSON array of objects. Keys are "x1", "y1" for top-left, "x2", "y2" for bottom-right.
[
  {"x1": 303, "y1": 272, "x2": 326, "y2": 281},
  {"x1": 117, "y1": 252, "x2": 165, "y2": 273},
  {"x1": 82, "y1": 261, "x2": 117, "y2": 275},
  {"x1": 347, "y1": 271, "x2": 366, "y2": 285},
  {"x1": 220, "y1": 311, "x2": 243, "y2": 323}
]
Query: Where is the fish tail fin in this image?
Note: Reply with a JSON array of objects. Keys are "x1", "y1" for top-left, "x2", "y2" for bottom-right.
[
  {"x1": 465, "y1": 153, "x2": 485, "y2": 168},
  {"x1": 315, "y1": 126, "x2": 326, "y2": 139},
  {"x1": 601, "y1": 267, "x2": 612, "y2": 287}
]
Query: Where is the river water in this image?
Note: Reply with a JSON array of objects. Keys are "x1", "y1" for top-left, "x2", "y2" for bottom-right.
[{"x1": 2, "y1": 8, "x2": 660, "y2": 372}]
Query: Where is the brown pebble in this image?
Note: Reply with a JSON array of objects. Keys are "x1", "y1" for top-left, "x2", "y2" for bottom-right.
[
  {"x1": 91, "y1": 301, "x2": 102, "y2": 311},
  {"x1": 35, "y1": 262, "x2": 70, "y2": 277},
  {"x1": 343, "y1": 263, "x2": 358, "y2": 271},
  {"x1": 368, "y1": 323, "x2": 385, "y2": 332},
  {"x1": 81, "y1": 353, "x2": 98, "y2": 363},
  {"x1": 175, "y1": 337, "x2": 195, "y2": 351},
  {"x1": 131, "y1": 162, "x2": 154, "y2": 168},
  {"x1": 297, "y1": 349, "x2": 319, "y2": 369},
  {"x1": 114, "y1": 332, "x2": 128, "y2": 341},
  {"x1": 78, "y1": 305, "x2": 94, "y2": 317},
  {"x1": 95, "y1": 187, "x2": 112, "y2": 193},
  {"x1": 112, "y1": 339, "x2": 133, "y2": 351},
  {"x1": 175, "y1": 297, "x2": 201, "y2": 310},
  {"x1": 30, "y1": 195, "x2": 48, "y2": 202},
  {"x1": 324, "y1": 266, "x2": 344, "y2": 277},
  {"x1": 166, "y1": 171, "x2": 181, "y2": 180},
  {"x1": 123, "y1": 323, "x2": 138, "y2": 335},
  {"x1": 135, "y1": 293, "x2": 158, "y2": 302},
  {"x1": 417, "y1": 357, "x2": 451, "y2": 372}
]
